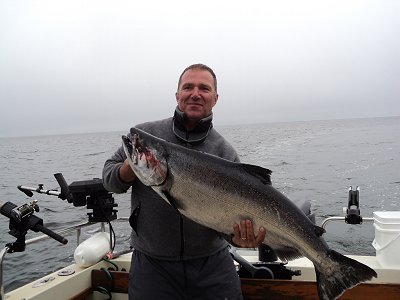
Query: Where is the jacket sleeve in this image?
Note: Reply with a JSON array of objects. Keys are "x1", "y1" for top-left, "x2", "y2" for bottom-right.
[{"x1": 102, "y1": 144, "x2": 133, "y2": 194}]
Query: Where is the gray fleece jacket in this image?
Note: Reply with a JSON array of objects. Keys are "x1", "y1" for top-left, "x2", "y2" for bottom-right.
[{"x1": 102, "y1": 116, "x2": 239, "y2": 260}]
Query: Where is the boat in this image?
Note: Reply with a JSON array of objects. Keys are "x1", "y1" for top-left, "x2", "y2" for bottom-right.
[{"x1": 1, "y1": 175, "x2": 400, "y2": 300}]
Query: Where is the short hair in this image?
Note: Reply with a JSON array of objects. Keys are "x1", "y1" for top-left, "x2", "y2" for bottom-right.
[{"x1": 177, "y1": 63, "x2": 218, "y2": 92}]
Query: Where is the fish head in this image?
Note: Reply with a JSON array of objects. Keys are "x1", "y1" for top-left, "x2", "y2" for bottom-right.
[{"x1": 122, "y1": 129, "x2": 168, "y2": 186}]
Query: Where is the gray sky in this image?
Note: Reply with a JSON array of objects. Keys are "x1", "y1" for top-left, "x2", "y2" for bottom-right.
[{"x1": 1, "y1": 0, "x2": 399, "y2": 137}]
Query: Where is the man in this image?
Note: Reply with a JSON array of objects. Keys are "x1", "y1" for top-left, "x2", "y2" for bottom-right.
[{"x1": 102, "y1": 64, "x2": 266, "y2": 299}]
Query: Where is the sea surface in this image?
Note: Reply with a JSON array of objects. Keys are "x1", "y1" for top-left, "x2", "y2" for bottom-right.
[{"x1": 1, "y1": 116, "x2": 399, "y2": 292}]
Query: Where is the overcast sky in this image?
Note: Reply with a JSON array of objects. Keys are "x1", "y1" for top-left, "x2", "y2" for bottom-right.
[{"x1": 1, "y1": 0, "x2": 399, "y2": 137}]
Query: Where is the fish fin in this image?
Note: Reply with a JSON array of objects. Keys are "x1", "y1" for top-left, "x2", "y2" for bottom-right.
[
  {"x1": 314, "y1": 225, "x2": 325, "y2": 237},
  {"x1": 274, "y1": 246, "x2": 303, "y2": 261},
  {"x1": 241, "y1": 164, "x2": 272, "y2": 185},
  {"x1": 315, "y1": 250, "x2": 377, "y2": 300}
]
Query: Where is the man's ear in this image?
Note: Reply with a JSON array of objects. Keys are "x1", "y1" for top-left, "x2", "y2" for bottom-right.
[{"x1": 213, "y1": 94, "x2": 219, "y2": 106}]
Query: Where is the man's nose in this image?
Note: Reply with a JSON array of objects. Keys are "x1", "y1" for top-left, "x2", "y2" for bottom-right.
[{"x1": 191, "y1": 87, "x2": 201, "y2": 99}]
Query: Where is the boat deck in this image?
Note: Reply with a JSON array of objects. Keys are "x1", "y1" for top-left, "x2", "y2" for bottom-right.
[{"x1": 5, "y1": 251, "x2": 400, "y2": 300}]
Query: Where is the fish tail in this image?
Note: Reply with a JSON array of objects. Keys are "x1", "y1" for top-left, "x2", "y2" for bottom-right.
[{"x1": 315, "y1": 250, "x2": 377, "y2": 300}]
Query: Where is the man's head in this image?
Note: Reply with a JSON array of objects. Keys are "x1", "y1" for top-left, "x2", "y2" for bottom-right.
[
  {"x1": 177, "y1": 64, "x2": 218, "y2": 93},
  {"x1": 175, "y1": 64, "x2": 219, "y2": 128}
]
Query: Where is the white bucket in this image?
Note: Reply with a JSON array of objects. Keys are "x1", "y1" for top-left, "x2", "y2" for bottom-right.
[
  {"x1": 74, "y1": 232, "x2": 111, "y2": 267},
  {"x1": 372, "y1": 211, "x2": 400, "y2": 268}
]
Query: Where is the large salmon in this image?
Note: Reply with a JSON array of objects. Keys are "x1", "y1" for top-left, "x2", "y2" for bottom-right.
[{"x1": 122, "y1": 127, "x2": 377, "y2": 300}]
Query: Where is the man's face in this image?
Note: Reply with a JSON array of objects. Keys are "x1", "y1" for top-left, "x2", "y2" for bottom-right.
[{"x1": 176, "y1": 69, "x2": 218, "y2": 123}]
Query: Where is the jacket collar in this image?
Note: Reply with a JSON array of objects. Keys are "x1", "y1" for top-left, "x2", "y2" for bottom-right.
[{"x1": 172, "y1": 107, "x2": 213, "y2": 145}]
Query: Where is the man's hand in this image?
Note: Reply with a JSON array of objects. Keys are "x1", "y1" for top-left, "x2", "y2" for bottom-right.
[
  {"x1": 119, "y1": 159, "x2": 136, "y2": 183},
  {"x1": 232, "y1": 220, "x2": 265, "y2": 248}
]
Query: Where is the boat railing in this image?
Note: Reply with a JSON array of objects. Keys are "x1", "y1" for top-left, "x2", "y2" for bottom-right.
[
  {"x1": 22, "y1": 216, "x2": 130, "y2": 247},
  {"x1": 321, "y1": 216, "x2": 374, "y2": 229}
]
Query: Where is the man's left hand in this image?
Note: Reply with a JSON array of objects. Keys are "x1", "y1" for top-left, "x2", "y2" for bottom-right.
[{"x1": 232, "y1": 220, "x2": 266, "y2": 248}]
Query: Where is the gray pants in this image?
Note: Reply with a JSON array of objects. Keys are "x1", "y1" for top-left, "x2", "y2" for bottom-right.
[{"x1": 128, "y1": 248, "x2": 243, "y2": 300}]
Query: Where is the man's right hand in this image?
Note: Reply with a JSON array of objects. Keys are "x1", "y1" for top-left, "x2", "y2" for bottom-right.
[{"x1": 119, "y1": 159, "x2": 136, "y2": 183}]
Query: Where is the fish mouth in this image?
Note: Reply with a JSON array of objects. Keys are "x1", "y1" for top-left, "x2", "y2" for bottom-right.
[
  {"x1": 129, "y1": 133, "x2": 159, "y2": 169},
  {"x1": 122, "y1": 134, "x2": 144, "y2": 165},
  {"x1": 132, "y1": 133, "x2": 142, "y2": 152},
  {"x1": 132, "y1": 133, "x2": 145, "y2": 165},
  {"x1": 123, "y1": 131, "x2": 168, "y2": 186}
]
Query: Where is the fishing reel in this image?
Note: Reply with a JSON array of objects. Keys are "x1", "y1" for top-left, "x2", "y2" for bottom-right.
[
  {"x1": 18, "y1": 173, "x2": 118, "y2": 223},
  {"x1": 0, "y1": 200, "x2": 68, "y2": 253},
  {"x1": 7, "y1": 200, "x2": 39, "y2": 223}
]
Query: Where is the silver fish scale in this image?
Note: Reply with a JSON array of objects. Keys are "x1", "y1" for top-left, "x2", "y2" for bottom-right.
[{"x1": 162, "y1": 142, "x2": 325, "y2": 261}]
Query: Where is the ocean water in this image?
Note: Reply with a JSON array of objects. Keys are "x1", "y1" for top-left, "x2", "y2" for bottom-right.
[{"x1": 0, "y1": 116, "x2": 399, "y2": 292}]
